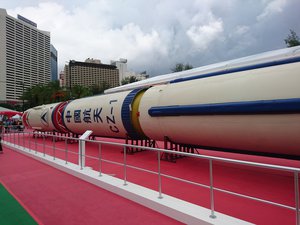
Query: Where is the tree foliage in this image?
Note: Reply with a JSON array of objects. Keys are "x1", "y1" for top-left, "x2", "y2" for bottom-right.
[
  {"x1": 20, "y1": 81, "x2": 69, "y2": 109},
  {"x1": 285, "y1": 29, "x2": 300, "y2": 47},
  {"x1": 70, "y1": 85, "x2": 92, "y2": 99},
  {"x1": 19, "y1": 80, "x2": 112, "y2": 110},
  {"x1": 90, "y1": 82, "x2": 111, "y2": 95},
  {"x1": 171, "y1": 63, "x2": 193, "y2": 72},
  {"x1": 0, "y1": 103, "x2": 16, "y2": 110}
]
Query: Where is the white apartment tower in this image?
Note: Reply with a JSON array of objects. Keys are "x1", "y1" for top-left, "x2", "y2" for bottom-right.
[
  {"x1": 0, "y1": 9, "x2": 51, "y2": 103},
  {"x1": 111, "y1": 58, "x2": 127, "y2": 85}
]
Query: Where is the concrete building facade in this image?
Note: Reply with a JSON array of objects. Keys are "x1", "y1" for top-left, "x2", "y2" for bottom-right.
[
  {"x1": 111, "y1": 58, "x2": 127, "y2": 85},
  {"x1": 50, "y1": 44, "x2": 58, "y2": 81},
  {"x1": 63, "y1": 59, "x2": 119, "y2": 90},
  {"x1": 0, "y1": 9, "x2": 51, "y2": 103}
]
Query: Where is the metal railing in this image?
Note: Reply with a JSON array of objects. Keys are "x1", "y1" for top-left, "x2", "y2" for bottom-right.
[{"x1": 2, "y1": 130, "x2": 300, "y2": 224}]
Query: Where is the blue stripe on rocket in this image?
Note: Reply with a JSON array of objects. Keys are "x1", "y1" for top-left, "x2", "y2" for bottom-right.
[{"x1": 148, "y1": 98, "x2": 300, "y2": 117}]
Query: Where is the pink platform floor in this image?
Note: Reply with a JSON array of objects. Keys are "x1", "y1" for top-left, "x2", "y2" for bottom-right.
[{"x1": 1, "y1": 132, "x2": 300, "y2": 225}]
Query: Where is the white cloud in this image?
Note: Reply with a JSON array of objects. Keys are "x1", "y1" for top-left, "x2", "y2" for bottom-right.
[
  {"x1": 3, "y1": 0, "x2": 299, "y2": 75},
  {"x1": 235, "y1": 25, "x2": 250, "y2": 36},
  {"x1": 94, "y1": 23, "x2": 167, "y2": 65},
  {"x1": 257, "y1": 0, "x2": 287, "y2": 21},
  {"x1": 186, "y1": 17, "x2": 223, "y2": 50},
  {"x1": 8, "y1": 1, "x2": 167, "y2": 72}
]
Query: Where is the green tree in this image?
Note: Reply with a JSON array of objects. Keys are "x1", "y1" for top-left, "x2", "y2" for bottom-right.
[
  {"x1": 26, "y1": 84, "x2": 45, "y2": 107},
  {"x1": 47, "y1": 81, "x2": 68, "y2": 102},
  {"x1": 285, "y1": 29, "x2": 300, "y2": 47},
  {"x1": 20, "y1": 81, "x2": 68, "y2": 110},
  {"x1": 0, "y1": 103, "x2": 15, "y2": 110},
  {"x1": 90, "y1": 82, "x2": 111, "y2": 95},
  {"x1": 121, "y1": 76, "x2": 139, "y2": 85},
  {"x1": 171, "y1": 63, "x2": 193, "y2": 72},
  {"x1": 20, "y1": 81, "x2": 105, "y2": 109},
  {"x1": 71, "y1": 85, "x2": 92, "y2": 99}
]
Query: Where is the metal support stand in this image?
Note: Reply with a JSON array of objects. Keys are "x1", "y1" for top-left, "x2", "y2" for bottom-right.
[
  {"x1": 124, "y1": 135, "x2": 156, "y2": 154},
  {"x1": 161, "y1": 136, "x2": 199, "y2": 162}
]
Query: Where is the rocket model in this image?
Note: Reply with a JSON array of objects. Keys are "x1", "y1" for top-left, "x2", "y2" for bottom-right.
[{"x1": 23, "y1": 46, "x2": 300, "y2": 156}]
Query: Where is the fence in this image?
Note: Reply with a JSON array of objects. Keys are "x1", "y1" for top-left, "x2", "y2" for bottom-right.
[{"x1": 1, "y1": 130, "x2": 300, "y2": 224}]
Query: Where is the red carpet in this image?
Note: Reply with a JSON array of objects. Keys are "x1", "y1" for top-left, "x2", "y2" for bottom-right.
[
  {"x1": 0, "y1": 146, "x2": 182, "y2": 225},
  {"x1": 2, "y1": 133, "x2": 300, "y2": 225}
]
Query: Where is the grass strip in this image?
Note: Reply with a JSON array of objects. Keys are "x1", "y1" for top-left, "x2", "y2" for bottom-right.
[{"x1": 0, "y1": 183, "x2": 38, "y2": 225}]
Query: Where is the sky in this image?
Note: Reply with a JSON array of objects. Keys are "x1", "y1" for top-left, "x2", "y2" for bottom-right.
[{"x1": 2, "y1": 0, "x2": 300, "y2": 76}]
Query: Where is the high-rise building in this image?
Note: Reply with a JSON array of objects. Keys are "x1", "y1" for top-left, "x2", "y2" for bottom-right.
[
  {"x1": 0, "y1": 9, "x2": 51, "y2": 103},
  {"x1": 111, "y1": 58, "x2": 127, "y2": 85},
  {"x1": 63, "y1": 59, "x2": 119, "y2": 90},
  {"x1": 50, "y1": 44, "x2": 58, "y2": 81},
  {"x1": 59, "y1": 71, "x2": 64, "y2": 87}
]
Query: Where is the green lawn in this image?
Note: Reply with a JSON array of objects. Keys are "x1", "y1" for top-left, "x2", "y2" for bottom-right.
[{"x1": 0, "y1": 183, "x2": 38, "y2": 225}]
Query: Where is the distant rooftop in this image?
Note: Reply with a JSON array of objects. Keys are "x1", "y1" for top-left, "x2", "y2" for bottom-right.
[
  {"x1": 68, "y1": 60, "x2": 117, "y2": 70},
  {"x1": 17, "y1": 14, "x2": 37, "y2": 28}
]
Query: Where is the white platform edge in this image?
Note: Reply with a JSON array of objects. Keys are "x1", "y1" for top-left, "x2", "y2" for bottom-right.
[{"x1": 3, "y1": 141, "x2": 254, "y2": 225}]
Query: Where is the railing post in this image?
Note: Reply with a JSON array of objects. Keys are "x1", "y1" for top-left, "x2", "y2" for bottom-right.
[
  {"x1": 18, "y1": 131, "x2": 20, "y2": 146},
  {"x1": 65, "y1": 138, "x2": 68, "y2": 164},
  {"x1": 98, "y1": 143, "x2": 102, "y2": 177},
  {"x1": 35, "y1": 133, "x2": 37, "y2": 154},
  {"x1": 43, "y1": 135, "x2": 46, "y2": 157},
  {"x1": 79, "y1": 140, "x2": 83, "y2": 169},
  {"x1": 209, "y1": 159, "x2": 216, "y2": 219},
  {"x1": 295, "y1": 172, "x2": 299, "y2": 225},
  {"x1": 23, "y1": 131, "x2": 25, "y2": 149},
  {"x1": 52, "y1": 135, "x2": 56, "y2": 160},
  {"x1": 29, "y1": 133, "x2": 31, "y2": 151},
  {"x1": 13, "y1": 131, "x2": 16, "y2": 147},
  {"x1": 158, "y1": 150, "x2": 163, "y2": 199},
  {"x1": 78, "y1": 130, "x2": 92, "y2": 170},
  {"x1": 123, "y1": 146, "x2": 127, "y2": 186}
]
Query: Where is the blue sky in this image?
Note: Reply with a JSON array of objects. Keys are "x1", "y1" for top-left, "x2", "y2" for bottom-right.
[{"x1": 2, "y1": 0, "x2": 300, "y2": 76}]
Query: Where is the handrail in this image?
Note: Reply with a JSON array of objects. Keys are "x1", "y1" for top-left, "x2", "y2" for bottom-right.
[
  {"x1": 49, "y1": 132, "x2": 300, "y2": 173},
  {"x1": 27, "y1": 131, "x2": 300, "y2": 173}
]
